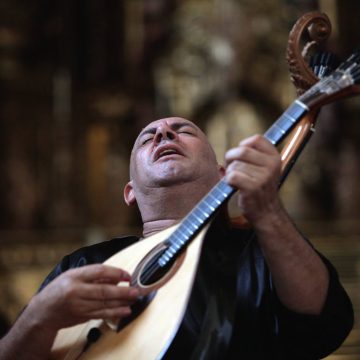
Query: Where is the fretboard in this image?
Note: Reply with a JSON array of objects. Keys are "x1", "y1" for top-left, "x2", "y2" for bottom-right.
[{"x1": 264, "y1": 100, "x2": 309, "y2": 145}]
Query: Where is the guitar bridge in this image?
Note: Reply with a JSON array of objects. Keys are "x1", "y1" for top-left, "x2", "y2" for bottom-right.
[{"x1": 115, "y1": 291, "x2": 157, "y2": 332}]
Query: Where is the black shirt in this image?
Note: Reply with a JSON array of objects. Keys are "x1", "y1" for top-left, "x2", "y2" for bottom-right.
[{"x1": 40, "y1": 227, "x2": 353, "y2": 359}]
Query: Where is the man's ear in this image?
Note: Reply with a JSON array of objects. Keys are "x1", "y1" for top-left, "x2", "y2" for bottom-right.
[
  {"x1": 218, "y1": 164, "x2": 226, "y2": 177},
  {"x1": 124, "y1": 181, "x2": 136, "y2": 206}
]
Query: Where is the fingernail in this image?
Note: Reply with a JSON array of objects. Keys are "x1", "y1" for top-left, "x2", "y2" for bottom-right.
[
  {"x1": 130, "y1": 288, "x2": 140, "y2": 297},
  {"x1": 124, "y1": 307, "x2": 132, "y2": 316},
  {"x1": 123, "y1": 271, "x2": 131, "y2": 279}
]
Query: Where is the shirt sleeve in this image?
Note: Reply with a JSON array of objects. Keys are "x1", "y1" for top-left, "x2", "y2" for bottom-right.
[
  {"x1": 275, "y1": 254, "x2": 354, "y2": 359},
  {"x1": 37, "y1": 254, "x2": 72, "y2": 292},
  {"x1": 37, "y1": 236, "x2": 139, "y2": 292}
]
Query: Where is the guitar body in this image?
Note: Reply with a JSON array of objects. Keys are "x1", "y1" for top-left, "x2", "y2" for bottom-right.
[{"x1": 50, "y1": 224, "x2": 209, "y2": 360}]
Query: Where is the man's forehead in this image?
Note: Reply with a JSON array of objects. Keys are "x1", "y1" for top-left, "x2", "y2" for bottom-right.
[
  {"x1": 141, "y1": 117, "x2": 198, "y2": 132},
  {"x1": 135, "y1": 117, "x2": 202, "y2": 142}
]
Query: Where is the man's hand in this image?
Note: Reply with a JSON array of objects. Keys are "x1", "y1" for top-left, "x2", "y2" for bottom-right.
[
  {"x1": 225, "y1": 134, "x2": 329, "y2": 315},
  {"x1": 224, "y1": 134, "x2": 282, "y2": 225},
  {"x1": 29, "y1": 264, "x2": 139, "y2": 331},
  {"x1": 0, "y1": 264, "x2": 139, "y2": 360}
]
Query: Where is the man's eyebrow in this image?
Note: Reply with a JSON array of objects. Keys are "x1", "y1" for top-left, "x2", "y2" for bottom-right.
[
  {"x1": 138, "y1": 127, "x2": 157, "y2": 140},
  {"x1": 171, "y1": 122, "x2": 198, "y2": 131},
  {"x1": 137, "y1": 122, "x2": 198, "y2": 140}
]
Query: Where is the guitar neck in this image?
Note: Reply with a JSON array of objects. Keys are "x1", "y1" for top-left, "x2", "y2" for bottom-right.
[
  {"x1": 263, "y1": 100, "x2": 309, "y2": 145},
  {"x1": 158, "y1": 99, "x2": 309, "y2": 267}
]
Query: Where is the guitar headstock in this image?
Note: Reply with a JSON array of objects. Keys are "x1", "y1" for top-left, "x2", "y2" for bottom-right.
[
  {"x1": 280, "y1": 12, "x2": 360, "y2": 187},
  {"x1": 286, "y1": 11, "x2": 332, "y2": 95},
  {"x1": 299, "y1": 50, "x2": 360, "y2": 109},
  {"x1": 286, "y1": 11, "x2": 360, "y2": 104}
]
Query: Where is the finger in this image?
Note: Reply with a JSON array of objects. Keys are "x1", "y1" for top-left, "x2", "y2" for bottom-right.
[
  {"x1": 239, "y1": 134, "x2": 277, "y2": 153},
  {"x1": 225, "y1": 140, "x2": 278, "y2": 168},
  {"x1": 225, "y1": 147, "x2": 267, "y2": 168},
  {"x1": 102, "y1": 298, "x2": 137, "y2": 309},
  {"x1": 73, "y1": 264, "x2": 131, "y2": 284},
  {"x1": 91, "y1": 305, "x2": 133, "y2": 320},
  {"x1": 83, "y1": 298, "x2": 137, "y2": 315},
  {"x1": 225, "y1": 168, "x2": 258, "y2": 192},
  {"x1": 226, "y1": 160, "x2": 260, "y2": 178},
  {"x1": 81, "y1": 283, "x2": 140, "y2": 302},
  {"x1": 225, "y1": 160, "x2": 278, "y2": 192}
]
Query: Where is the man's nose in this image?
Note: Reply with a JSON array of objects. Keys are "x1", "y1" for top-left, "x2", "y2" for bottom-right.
[{"x1": 154, "y1": 125, "x2": 177, "y2": 143}]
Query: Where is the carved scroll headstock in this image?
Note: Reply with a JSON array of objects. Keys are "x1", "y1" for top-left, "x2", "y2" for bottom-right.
[
  {"x1": 279, "y1": 12, "x2": 333, "y2": 179},
  {"x1": 233, "y1": 12, "x2": 360, "y2": 228},
  {"x1": 286, "y1": 11, "x2": 332, "y2": 95},
  {"x1": 282, "y1": 11, "x2": 360, "y2": 179},
  {"x1": 232, "y1": 12, "x2": 334, "y2": 228}
]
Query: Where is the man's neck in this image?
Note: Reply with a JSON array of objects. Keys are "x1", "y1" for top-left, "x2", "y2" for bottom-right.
[
  {"x1": 139, "y1": 180, "x2": 215, "y2": 237},
  {"x1": 142, "y1": 219, "x2": 180, "y2": 237},
  {"x1": 142, "y1": 203, "x2": 231, "y2": 238}
]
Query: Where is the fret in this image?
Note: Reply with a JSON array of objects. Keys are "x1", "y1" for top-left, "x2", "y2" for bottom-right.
[
  {"x1": 266, "y1": 125, "x2": 286, "y2": 144},
  {"x1": 189, "y1": 211, "x2": 203, "y2": 225},
  {"x1": 190, "y1": 206, "x2": 206, "y2": 225},
  {"x1": 202, "y1": 197, "x2": 216, "y2": 211},
  {"x1": 167, "y1": 246, "x2": 176, "y2": 257},
  {"x1": 213, "y1": 183, "x2": 230, "y2": 199},
  {"x1": 193, "y1": 203, "x2": 207, "y2": 222},
  {"x1": 275, "y1": 114, "x2": 293, "y2": 129},
  {"x1": 182, "y1": 218, "x2": 198, "y2": 232},
  {"x1": 169, "y1": 242, "x2": 180, "y2": 254},
  {"x1": 212, "y1": 185, "x2": 225, "y2": 198},
  {"x1": 264, "y1": 100, "x2": 308, "y2": 146},
  {"x1": 273, "y1": 123, "x2": 286, "y2": 135},
  {"x1": 174, "y1": 238, "x2": 186, "y2": 248},
  {"x1": 170, "y1": 230, "x2": 186, "y2": 250},
  {"x1": 160, "y1": 253, "x2": 171, "y2": 263},
  {"x1": 218, "y1": 180, "x2": 235, "y2": 198},
  {"x1": 265, "y1": 132, "x2": 279, "y2": 145},
  {"x1": 268, "y1": 126, "x2": 288, "y2": 144},
  {"x1": 289, "y1": 100, "x2": 309, "y2": 116},
  {"x1": 283, "y1": 112, "x2": 296, "y2": 123},
  {"x1": 294, "y1": 99, "x2": 309, "y2": 111},
  {"x1": 198, "y1": 204, "x2": 210, "y2": 217},
  {"x1": 179, "y1": 222, "x2": 193, "y2": 237},
  {"x1": 208, "y1": 192, "x2": 222, "y2": 205},
  {"x1": 172, "y1": 230, "x2": 187, "y2": 245},
  {"x1": 265, "y1": 114, "x2": 295, "y2": 143}
]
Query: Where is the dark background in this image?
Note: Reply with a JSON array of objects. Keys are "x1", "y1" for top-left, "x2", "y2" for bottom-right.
[{"x1": 1, "y1": 1, "x2": 360, "y2": 357}]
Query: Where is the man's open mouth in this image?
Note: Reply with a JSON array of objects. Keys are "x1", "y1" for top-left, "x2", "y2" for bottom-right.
[{"x1": 154, "y1": 146, "x2": 183, "y2": 161}]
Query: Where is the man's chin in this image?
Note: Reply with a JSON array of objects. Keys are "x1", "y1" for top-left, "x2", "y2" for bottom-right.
[{"x1": 152, "y1": 172, "x2": 191, "y2": 187}]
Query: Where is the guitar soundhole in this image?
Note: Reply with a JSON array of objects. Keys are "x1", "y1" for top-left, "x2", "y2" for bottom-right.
[
  {"x1": 116, "y1": 246, "x2": 182, "y2": 332},
  {"x1": 139, "y1": 248, "x2": 176, "y2": 286}
]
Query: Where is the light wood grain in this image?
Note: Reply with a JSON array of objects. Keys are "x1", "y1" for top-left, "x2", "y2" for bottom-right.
[{"x1": 50, "y1": 224, "x2": 209, "y2": 359}]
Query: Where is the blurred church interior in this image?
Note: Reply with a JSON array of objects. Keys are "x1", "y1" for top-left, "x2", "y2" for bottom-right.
[{"x1": 1, "y1": 0, "x2": 360, "y2": 357}]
